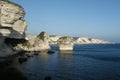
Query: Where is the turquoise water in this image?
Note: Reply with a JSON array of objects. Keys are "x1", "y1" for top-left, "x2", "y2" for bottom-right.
[{"x1": 18, "y1": 44, "x2": 120, "y2": 80}]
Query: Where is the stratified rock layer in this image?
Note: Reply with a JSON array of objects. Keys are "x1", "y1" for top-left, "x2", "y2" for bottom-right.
[
  {"x1": 75, "y1": 37, "x2": 110, "y2": 44},
  {"x1": 0, "y1": 0, "x2": 27, "y2": 57},
  {"x1": 15, "y1": 32, "x2": 50, "y2": 51},
  {"x1": 49, "y1": 36, "x2": 110, "y2": 44},
  {"x1": 0, "y1": 0, "x2": 27, "y2": 38},
  {"x1": 57, "y1": 36, "x2": 74, "y2": 51}
]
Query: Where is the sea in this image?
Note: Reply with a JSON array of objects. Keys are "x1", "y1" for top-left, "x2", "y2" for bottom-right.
[{"x1": 17, "y1": 44, "x2": 120, "y2": 80}]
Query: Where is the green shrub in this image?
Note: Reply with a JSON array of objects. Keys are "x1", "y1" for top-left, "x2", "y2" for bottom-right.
[
  {"x1": 19, "y1": 41, "x2": 31, "y2": 48},
  {"x1": 37, "y1": 32, "x2": 46, "y2": 41}
]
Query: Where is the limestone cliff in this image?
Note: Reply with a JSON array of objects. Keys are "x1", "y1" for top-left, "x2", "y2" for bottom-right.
[
  {"x1": 14, "y1": 32, "x2": 50, "y2": 51},
  {"x1": 49, "y1": 36, "x2": 61, "y2": 44},
  {"x1": 0, "y1": 0, "x2": 27, "y2": 38},
  {"x1": 49, "y1": 36, "x2": 110, "y2": 44},
  {"x1": 0, "y1": 0, "x2": 27, "y2": 57},
  {"x1": 57, "y1": 36, "x2": 74, "y2": 51},
  {"x1": 75, "y1": 37, "x2": 110, "y2": 44}
]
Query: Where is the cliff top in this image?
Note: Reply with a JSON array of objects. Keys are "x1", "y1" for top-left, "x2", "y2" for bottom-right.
[{"x1": 1, "y1": 0, "x2": 23, "y2": 9}]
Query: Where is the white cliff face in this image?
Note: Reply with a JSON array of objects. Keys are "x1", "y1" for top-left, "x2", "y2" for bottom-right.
[
  {"x1": 33, "y1": 32, "x2": 50, "y2": 51},
  {"x1": 49, "y1": 36, "x2": 61, "y2": 44},
  {"x1": 49, "y1": 36, "x2": 110, "y2": 44},
  {"x1": 0, "y1": 0, "x2": 27, "y2": 38},
  {"x1": 14, "y1": 34, "x2": 110, "y2": 52},
  {"x1": 15, "y1": 32, "x2": 50, "y2": 51},
  {"x1": 13, "y1": 20, "x2": 27, "y2": 35},
  {"x1": 0, "y1": 0, "x2": 27, "y2": 57},
  {"x1": 75, "y1": 37, "x2": 110, "y2": 44},
  {"x1": 57, "y1": 36, "x2": 74, "y2": 51}
]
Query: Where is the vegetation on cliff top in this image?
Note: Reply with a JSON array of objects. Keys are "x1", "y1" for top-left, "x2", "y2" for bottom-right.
[{"x1": 37, "y1": 32, "x2": 46, "y2": 41}]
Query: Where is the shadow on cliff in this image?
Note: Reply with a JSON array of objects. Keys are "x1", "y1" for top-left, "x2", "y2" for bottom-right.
[
  {"x1": 0, "y1": 27, "x2": 28, "y2": 80},
  {"x1": 1, "y1": 27, "x2": 27, "y2": 46}
]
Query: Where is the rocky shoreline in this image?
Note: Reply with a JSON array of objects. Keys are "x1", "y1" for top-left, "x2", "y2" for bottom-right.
[
  {"x1": 0, "y1": 51, "x2": 27, "y2": 80},
  {"x1": 0, "y1": 0, "x2": 111, "y2": 80},
  {"x1": 0, "y1": 49, "x2": 55, "y2": 80}
]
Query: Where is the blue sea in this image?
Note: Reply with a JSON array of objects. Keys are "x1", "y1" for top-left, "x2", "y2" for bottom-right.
[{"x1": 18, "y1": 44, "x2": 120, "y2": 80}]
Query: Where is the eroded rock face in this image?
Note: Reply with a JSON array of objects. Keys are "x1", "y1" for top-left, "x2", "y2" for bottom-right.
[
  {"x1": 36, "y1": 32, "x2": 49, "y2": 43},
  {"x1": 49, "y1": 35, "x2": 110, "y2": 44},
  {"x1": 0, "y1": 0, "x2": 27, "y2": 57},
  {"x1": 0, "y1": 0, "x2": 27, "y2": 38},
  {"x1": 15, "y1": 32, "x2": 50, "y2": 51},
  {"x1": 33, "y1": 32, "x2": 50, "y2": 51},
  {"x1": 75, "y1": 37, "x2": 110, "y2": 44},
  {"x1": 57, "y1": 36, "x2": 74, "y2": 51},
  {"x1": 49, "y1": 36, "x2": 61, "y2": 44},
  {"x1": 0, "y1": 36, "x2": 15, "y2": 57}
]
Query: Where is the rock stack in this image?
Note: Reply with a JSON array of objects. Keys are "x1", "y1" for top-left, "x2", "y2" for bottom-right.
[
  {"x1": 57, "y1": 36, "x2": 74, "y2": 51},
  {"x1": 15, "y1": 32, "x2": 50, "y2": 51}
]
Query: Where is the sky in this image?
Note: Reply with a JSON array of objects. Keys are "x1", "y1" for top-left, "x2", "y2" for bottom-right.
[{"x1": 12, "y1": 0, "x2": 120, "y2": 43}]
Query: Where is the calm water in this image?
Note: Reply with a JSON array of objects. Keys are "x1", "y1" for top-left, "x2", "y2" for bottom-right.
[{"x1": 18, "y1": 44, "x2": 120, "y2": 80}]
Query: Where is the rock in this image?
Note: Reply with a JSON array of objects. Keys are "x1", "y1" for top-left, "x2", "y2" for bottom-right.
[
  {"x1": 0, "y1": 37, "x2": 15, "y2": 57},
  {"x1": 12, "y1": 20, "x2": 27, "y2": 38},
  {"x1": 26, "y1": 53, "x2": 33, "y2": 58},
  {"x1": 18, "y1": 56, "x2": 27, "y2": 64},
  {"x1": 75, "y1": 37, "x2": 110, "y2": 44},
  {"x1": 37, "y1": 31, "x2": 49, "y2": 42},
  {"x1": 33, "y1": 32, "x2": 50, "y2": 51},
  {"x1": 15, "y1": 32, "x2": 50, "y2": 51},
  {"x1": 91, "y1": 38, "x2": 109, "y2": 44},
  {"x1": 49, "y1": 35, "x2": 61, "y2": 44},
  {"x1": 47, "y1": 50, "x2": 55, "y2": 54},
  {"x1": 0, "y1": 1, "x2": 24, "y2": 26},
  {"x1": 49, "y1": 35, "x2": 110, "y2": 44},
  {"x1": 57, "y1": 36, "x2": 74, "y2": 51},
  {"x1": 33, "y1": 52, "x2": 39, "y2": 55},
  {"x1": 0, "y1": 0, "x2": 28, "y2": 57},
  {"x1": 0, "y1": 0, "x2": 27, "y2": 39}
]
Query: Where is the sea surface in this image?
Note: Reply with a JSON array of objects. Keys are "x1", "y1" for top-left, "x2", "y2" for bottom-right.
[{"x1": 17, "y1": 44, "x2": 120, "y2": 80}]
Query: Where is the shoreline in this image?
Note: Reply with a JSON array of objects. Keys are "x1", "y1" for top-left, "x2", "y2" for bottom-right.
[
  {"x1": 0, "y1": 49, "x2": 54, "y2": 80},
  {"x1": 0, "y1": 50, "x2": 28, "y2": 80}
]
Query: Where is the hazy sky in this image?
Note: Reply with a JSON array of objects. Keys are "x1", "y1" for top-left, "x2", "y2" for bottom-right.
[{"x1": 12, "y1": 0, "x2": 120, "y2": 43}]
